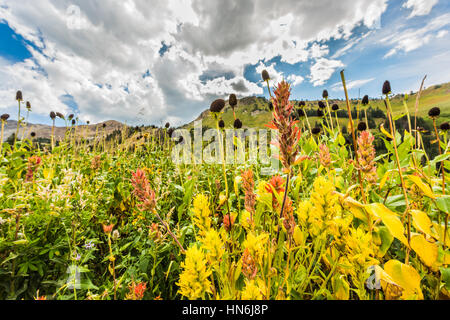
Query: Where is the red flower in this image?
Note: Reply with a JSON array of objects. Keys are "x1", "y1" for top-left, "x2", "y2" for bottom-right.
[
  {"x1": 127, "y1": 281, "x2": 147, "y2": 300},
  {"x1": 102, "y1": 224, "x2": 114, "y2": 234},
  {"x1": 131, "y1": 169, "x2": 157, "y2": 212}
]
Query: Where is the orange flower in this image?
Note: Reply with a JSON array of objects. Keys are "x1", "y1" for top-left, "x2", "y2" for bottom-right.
[
  {"x1": 102, "y1": 224, "x2": 114, "y2": 234},
  {"x1": 126, "y1": 281, "x2": 147, "y2": 300}
]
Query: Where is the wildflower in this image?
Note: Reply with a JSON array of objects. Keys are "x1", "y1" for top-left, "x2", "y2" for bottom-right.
[
  {"x1": 362, "y1": 95, "x2": 369, "y2": 106},
  {"x1": 322, "y1": 90, "x2": 329, "y2": 99},
  {"x1": 16, "y1": 90, "x2": 23, "y2": 101},
  {"x1": 428, "y1": 107, "x2": 441, "y2": 118},
  {"x1": 242, "y1": 248, "x2": 258, "y2": 280},
  {"x1": 265, "y1": 175, "x2": 285, "y2": 211},
  {"x1": 165, "y1": 122, "x2": 170, "y2": 129},
  {"x1": 112, "y1": 230, "x2": 120, "y2": 240},
  {"x1": 177, "y1": 246, "x2": 212, "y2": 300},
  {"x1": 103, "y1": 223, "x2": 114, "y2": 234},
  {"x1": 234, "y1": 119, "x2": 243, "y2": 129},
  {"x1": 242, "y1": 232, "x2": 269, "y2": 264},
  {"x1": 261, "y1": 70, "x2": 270, "y2": 82},
  {"x1": 210, "y1": 99, "x2": 225, "y2": 113},
  {"x1": 241, "y1": 279, "x2": 266, "y2": 300},
  {"x1": 440, "y1": 122, "x2": 450, "y2": 131},
  {"x1": 26, "y1": 101, "x2": 31, "y2": 110},
  {"x1": 1, "y1": 114, "x2": 9, "y2": 121},
  {"x1": 382, "y1": 81, "x2": 391, "y2": 95},
  {"x1": 131, "y1": 169, "x2": 157, "y2": 212},
  {"x1": 201, "y1": 229, "x2": 225, "y2": 266},
  {"x1": 91, "y1": 155, "x2": 101, "y2": 171},
  {"x1": 219, "y1": 119, "x2": 225, "y2": 129},
  {"x1": 332, "y1": 104, "x2": 339, "y2": 112},
  {"x1": 192, "y1": 194, "x2": 212, "y2": 235},
  {"x1": 25, "y1": 155, "x2": 42, "y2": 182},
  {"x1": 84, "y1": 240, "x2": 95, "y2": 250},
  {"x1": 354, "y1": 131, "x2": 377, "y2": 183},
  {"x1": 126, "y1": 281, "x2": 147, "y2": 300},
  {"x1": 319, "y1": 144, "x2": 331, "y2": 168},
  {"x1": 223, "y1": 214, "x2": 236, "y2": 232},
  {"x1": 357, "y1": 122, "x2": 367, "y2": 132},
  {"x1": 50, "y1": 112, "x2": 56, "y2": 120},
  {"x1": 267, "y1": 81, "x2": 301, "y2": 171},
  {"x1": 56, "y1": 112, "x2": 64, "y2": 119},
  {"x1": 241, "y1": 169, "x2": 256, "y2": 215},
  {"x1": 240, "y1": 210, "x2": 254, "y2": 230},
  {"x1": 68, "y1": 114, "x2": 74, "y2": 121}
]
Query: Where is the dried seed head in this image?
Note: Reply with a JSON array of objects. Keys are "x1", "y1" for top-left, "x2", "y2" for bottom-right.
[
  {"x1": 332, "y1": 104, "x2": 339, "y2": 112},
  {"x1": 31, "y1": 132, "x2": 36, "y2": 137},
  {"x1": 428, "y1": 107, "x2": 441, "y2": 118},
  {"x1": 72, "y1": 119, "x2": 76, "y2": 125},
  {"x1": 234, "y1": 119, "x2": 243, "y2": 129},
  {"x1": 317, "y1": 109, "x2": 324, "y2": 118},
  {"x1": 87, "y1": 121, "x2": 90, "y2": 125},
  {"x1": 56, "y1": 112, "x2": 65, "y2": 119},
  {"x1": 1, "y1": 114, "x2": 10, "y2": 121},
  {"x1": 318, "y1": 101, "x2": 326, "y2": 109},
  {"x1": 16, "y1": 90, "x2": 23, "y2": 101},
  {"x1": 268, "y1": 101, "x2": 274, "y2": 111},
  {"x1": 26, "y1": 101, "x2": 31, "y2": 109},
  {"x1": 229, "y1": 94, "x2": 237, "y2": 107},
  {"x1": 322, "y1": 90, "x2": 329, "y2": 99},
  {"x1": 362, "y1": 95, "x2": 369, "y2": 106},
  {"x1": 312, "y1": 127, "x2": 321, "y2": 135},
  {"x1": 103, "y1": 123, "x2": 107, "y2": 128},
  {"x1": 382, "y1": 81, "x2": 391, "y2": 95},
  {"x1": 357, "y1": 122, "x2": 367, "y2": 131},
  {"x1": 50, "y1": 112, "x2": 56, "y2": 120},
  {"x1": 68, "y1": 114, "x2": 74, "y2": 121},
  {"x1": 165, "y1": 122, "x2": 170, "y2": 129},
  {"x1": 210, "y1": 99, "x2": 225, "y2": 113},
  {"x1": 297, "y1": 109, "x2": 305, "y2": 118},
  {"x1": 299, "y1": 101, "x2": 306, "y2": 108},
  {"x1": 440, "y1": 122, "x2": 450, "y2": 131},
  {"x1": 219, "y1": 119, "x2": 225, "y2": 128},
  {"x1": 262, "y1": 70, "x2": 270, "y2": 82},
  {"x1": 168, "y1": 128, "x2": 174, "y2": 137}
]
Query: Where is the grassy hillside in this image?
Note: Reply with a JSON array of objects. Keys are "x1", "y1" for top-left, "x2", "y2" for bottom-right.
[{"x1": 185, "y1": 82, "x2": 450, "y2": 130}]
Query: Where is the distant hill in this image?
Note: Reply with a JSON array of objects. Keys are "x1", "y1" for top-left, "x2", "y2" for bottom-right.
[
  {"x1": 185, "y1": 82, "x2": 450, "y2": 129},
  {"x1": 1, "y1": 120, "x2": 125, "y2": 142}
]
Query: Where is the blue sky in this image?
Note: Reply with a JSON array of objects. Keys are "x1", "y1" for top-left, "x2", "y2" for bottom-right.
[{"x1": 0, "y1": 0, "x2": 449, "y2": 126}]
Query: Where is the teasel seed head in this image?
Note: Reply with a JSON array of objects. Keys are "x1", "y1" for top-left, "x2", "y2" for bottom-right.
[
  {"x1": 318, "y1": 101, "x2": 326, "y2": 109},
  {"x1": 262, "y1": 70, "x2": 270, "y2": 82},
  {"x1": 362, "y1": 95, "x2": 369, "y2": 106},
  {"x1": 332, "y1": 104, "x2": 339, "y2": 112},
  {"x1": 56, "y1": 112, "x2": 65, "y2": 119},
  {"x1": 87, "y1": 121, "x2": 90, "y2": 125},
  {"x1": 229, "y1": 94, "x2": 237, "y2": 107},
  {"x1": 50, "y1": 112, "x2": 56, "y2": 120},
  {"x1": 382, "y1": 81, "x2": 391, "y2": 95},
  {"x1": 31, "y1": 132, "x2": 36, "y2": 138},
  {"x1": 234, "y1": 118, "x2": 243, "y2": 129},
  {"x1": 268, "y1": 101, "x2": 274, "y2": 111},
  {"x1": 219, "y1": 119, "x2": 225, "y2": 128},
  {"x1": 16, "y1": 90, "x2": 23, "y2": 101},
  {"x1": 322, "y1": 90, "x2": 329, "y2": 99},
  {"x1": 357, "y1": 121, "x2": 367, "y2": 131},
  {"x1": 312, "y1": 127, "x2": 321, "y2": 135},
  {"x1": 165, "y1": 122, "x2": 170, "y2": 129},
  {"x1": 317, "y1": 109, "x2": 324, "y2": 118},
  {"x1": 210, "y1": 99, "x2": 225, "y2": 113},
  {"x1": 440, "y1": 122, "x2": 450, "y2": 132},
  {"x1": 26, "y1": 101, "x2": 31, "y2": 109},
  {"x1": 72, "y1": 119, "x2": 76, "y2": 126},
  {"x1": 1, "y1": 114, "x2": 10, "y2": 121},
  {"x1": 428, "y1": 107, "x2": 441, "y2": 118}
]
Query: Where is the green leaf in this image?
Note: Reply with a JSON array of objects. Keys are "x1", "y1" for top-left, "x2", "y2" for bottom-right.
[{"x1": 436, "y1": 195, "x2": 450, "y2": 214}]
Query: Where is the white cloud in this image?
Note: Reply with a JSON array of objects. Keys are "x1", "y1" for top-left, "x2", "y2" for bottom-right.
[
  {"x1": 382, "y1": 13, "x2": 450, "y2": 58},
  {"x1": 287, "y1": 75, "x2": 304, "y2": 87},
  {"x1": 331, "y1": 78, "x2": 375, "y2": 92},
  {"x1": 403, "y1": 0, "x2": 439, "y2": 18},
  {"x1": 310, "y1": 58, "x2": 345, "y2": 87},
  {"x1": 0, "y1": 0, "x2": 389, "y2": 125}
]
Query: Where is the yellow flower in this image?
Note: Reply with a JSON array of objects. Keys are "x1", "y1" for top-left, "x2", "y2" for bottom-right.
[
  {"x1": 177, "y1": 246, "x2": 212, "y2": 300},
  {"x1": 192, "y1": 194, "x2": 212, "y2": 236},
  {"x1": 242, "y1": 232, "x2": 269, "y2": 264},
  {"x1": 201, "y1": 229, "x2": 225, "y2": 266},
  {"x1": 241, "y1": 279, "x2": 266, "y2": 300},
  {"x1": 240, "y1": 210, "x2": 254, "y2": 230}
]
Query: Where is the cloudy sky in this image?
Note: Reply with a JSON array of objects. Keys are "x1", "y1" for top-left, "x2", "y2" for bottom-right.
[{"x1": 0, "y1": 0, "x2": 449, "y2": 126}]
